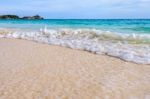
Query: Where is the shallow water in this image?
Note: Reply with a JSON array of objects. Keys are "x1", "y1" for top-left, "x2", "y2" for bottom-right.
[
  {"x1": 0, "y1": 19, "x2": 150, "y2": 64},
  {"x1": 0, "y1": 19, "x2": 150, "y2": 34}
]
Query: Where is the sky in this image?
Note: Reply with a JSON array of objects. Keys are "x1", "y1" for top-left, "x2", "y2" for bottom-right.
[{"x1": 0, "y1": 0, "x2": 150, "y2": 19}]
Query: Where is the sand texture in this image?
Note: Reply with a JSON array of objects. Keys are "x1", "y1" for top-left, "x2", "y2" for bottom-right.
[{"x1": 0, "y1": 38, "x2": 149, "y2": 99}]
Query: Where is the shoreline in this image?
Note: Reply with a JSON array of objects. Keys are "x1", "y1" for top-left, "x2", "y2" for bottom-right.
[
  {"x1": 1, "y1": 38, "x2": 147, "y2": 65},
  {"x1": 0, "y1": 38, "x2": 149, "y2": 98},
  {"x1": 0, "y1": 28, "x2": 150, "y2": 64}
]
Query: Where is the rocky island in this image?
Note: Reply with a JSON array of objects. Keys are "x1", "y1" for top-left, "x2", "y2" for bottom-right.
[{"x1": 0, "y1": 15, "x2": 44, "y2": 19}]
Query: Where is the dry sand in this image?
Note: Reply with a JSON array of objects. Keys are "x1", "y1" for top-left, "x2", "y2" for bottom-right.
[{"x1": 0, "y1": 38, "x2": 149, "y2": 99}]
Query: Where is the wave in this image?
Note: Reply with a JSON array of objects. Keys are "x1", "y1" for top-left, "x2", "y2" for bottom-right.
[{"x1": 0, "y1": 28, "x2": 150, "y2": 64}]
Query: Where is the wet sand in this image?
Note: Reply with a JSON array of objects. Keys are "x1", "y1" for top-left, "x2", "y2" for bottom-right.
[{"x1": 0, "y1": 38, "x2": 149, "y2": 99}]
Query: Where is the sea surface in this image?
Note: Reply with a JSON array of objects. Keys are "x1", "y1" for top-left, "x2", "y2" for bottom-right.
[
  {"x1": 0, "y1": 19, "x2": 150, "y2": 33},
  {"x1": 0, "y1": 19, "x2": 150, "y2": 64}
]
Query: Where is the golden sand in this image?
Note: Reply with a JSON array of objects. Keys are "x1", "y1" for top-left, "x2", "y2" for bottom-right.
[{"x1": 0, "y1": 38, "x2": 149, "y2": 99}]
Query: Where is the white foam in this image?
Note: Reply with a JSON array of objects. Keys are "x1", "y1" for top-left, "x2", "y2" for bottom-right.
[{"x1": 1, "y1": 28, "x2": 150, "y2": 64}]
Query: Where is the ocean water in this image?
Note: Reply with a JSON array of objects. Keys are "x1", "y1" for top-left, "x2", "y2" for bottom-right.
[
  {"x1": 0, "y1": 19, "x2": 150, "y2": 34},
  {"x1": 0, "y1": 19, "x2": 150, "y2": 64}
]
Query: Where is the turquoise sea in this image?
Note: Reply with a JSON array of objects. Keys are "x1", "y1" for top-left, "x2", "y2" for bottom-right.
[
  {"x1": 0, "y1": 19, "x2": 150, "y2": 34},
  {"x1": 0, "y1": 19, "x2": 150, "y2": 64}
]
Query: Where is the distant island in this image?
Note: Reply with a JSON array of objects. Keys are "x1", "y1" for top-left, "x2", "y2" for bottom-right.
[{"x1": 0, "y1": 15, "x2": 44, "y2": 20}]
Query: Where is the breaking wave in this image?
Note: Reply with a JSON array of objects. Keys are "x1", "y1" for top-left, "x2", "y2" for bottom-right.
[{"x1": 0, "y1": 28, "x2": 150, "y2": 64}]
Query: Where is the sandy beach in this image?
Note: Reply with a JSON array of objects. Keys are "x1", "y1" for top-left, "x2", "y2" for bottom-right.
[{"x1": 0, "y1": 38, "x2": 149, "y2": 99}]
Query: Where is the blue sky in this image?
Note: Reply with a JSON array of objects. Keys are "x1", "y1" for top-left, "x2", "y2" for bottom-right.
[{"x1": 0, "y1": 0, "x2": 150, "y2": 19}]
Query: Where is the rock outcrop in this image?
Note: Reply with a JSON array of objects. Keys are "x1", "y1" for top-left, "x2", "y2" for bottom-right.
[{"x1": 0, "y1": 15, "x2": 44, "y2": 20}]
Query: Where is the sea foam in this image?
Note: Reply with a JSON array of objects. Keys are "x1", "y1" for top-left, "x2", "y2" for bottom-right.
[{"x1": 0, "y1": 28, "x2": 150, "y2": 64}]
